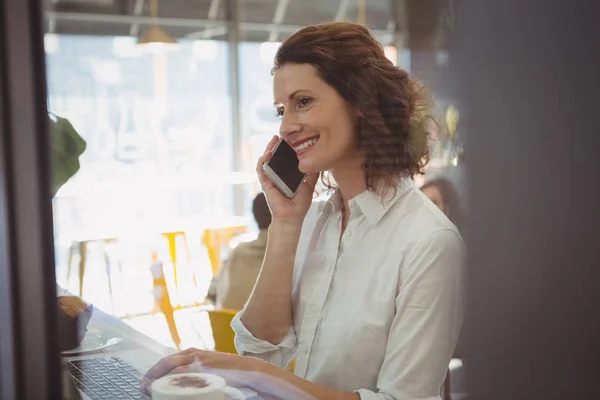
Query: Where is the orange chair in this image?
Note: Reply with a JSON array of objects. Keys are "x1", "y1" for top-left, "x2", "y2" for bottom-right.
[{"x1": 206, "y1": 309, "x2": 238, "y2": 354}]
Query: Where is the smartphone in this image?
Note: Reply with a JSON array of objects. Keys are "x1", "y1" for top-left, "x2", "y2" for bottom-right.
[{"x1": 262, "y1": 137, "x2": 306, "y2": 198}]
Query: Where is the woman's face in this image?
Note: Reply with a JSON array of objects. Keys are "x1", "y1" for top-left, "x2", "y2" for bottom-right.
[
  {"x1": 273, "y1": 63, "x2": 360, "y2": 174},
  {"x1": 422, "y1": 185, "x2": 447, "y2": 215}
]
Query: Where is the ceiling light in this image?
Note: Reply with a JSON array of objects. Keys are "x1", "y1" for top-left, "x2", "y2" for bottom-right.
[{"x1": 137, "y1": 0, "x2": 178, "y2": 52}]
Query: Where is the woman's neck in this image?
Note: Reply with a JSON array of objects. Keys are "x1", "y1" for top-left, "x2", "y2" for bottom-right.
[{"x1": 330, "y1": 164, "x2": 367, "y2": 212}]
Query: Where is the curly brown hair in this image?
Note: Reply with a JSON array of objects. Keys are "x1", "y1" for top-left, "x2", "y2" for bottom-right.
[{"x1": 273, "y1": 22, "x2": 435, "y2": 194}]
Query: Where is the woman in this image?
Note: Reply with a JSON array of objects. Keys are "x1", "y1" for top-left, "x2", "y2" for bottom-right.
[
  {"x1": 143, "y1": 22, "x2": 465, "y2": 400},
  {"x1": 420, "y1": 178, "x2": 463, "y2": 230}
]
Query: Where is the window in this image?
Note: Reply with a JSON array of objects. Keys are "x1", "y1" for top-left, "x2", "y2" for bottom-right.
[{"x1": 48, "y1": 35, "x2": 236, "y2": 315}]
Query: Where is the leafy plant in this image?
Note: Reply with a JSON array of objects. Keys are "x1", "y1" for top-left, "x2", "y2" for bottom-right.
[{"x1": 48, "y1": 115, "x2": 86, "y2": 197}]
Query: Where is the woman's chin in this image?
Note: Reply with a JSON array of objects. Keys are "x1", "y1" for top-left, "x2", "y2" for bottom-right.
[{"x1": 298, "y1": 161, "x2": 322, "y2": 175}]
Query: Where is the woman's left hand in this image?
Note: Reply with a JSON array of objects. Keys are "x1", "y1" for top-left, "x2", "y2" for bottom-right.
[{"x1": 141, "y1": 348, "x2": 275, "y2": 393}]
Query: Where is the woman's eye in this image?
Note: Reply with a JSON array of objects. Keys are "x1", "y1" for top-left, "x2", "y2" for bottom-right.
[{"x1": 297, "y1": 97, "x2": 313, "y2": 108}]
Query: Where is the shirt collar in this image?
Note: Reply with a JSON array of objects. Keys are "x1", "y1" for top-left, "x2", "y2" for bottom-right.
[
  {"x1": 325, "y1": 189, "x2": 344, "y2": 213},
  {"x1": 349, "y1": 177, "x2": 415, "y2": 225},
  {"x1": 257, "y1": 229, "x2": 268, "y2": 244}
]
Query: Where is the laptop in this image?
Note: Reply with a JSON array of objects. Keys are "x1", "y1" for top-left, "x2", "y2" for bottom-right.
[{"x1": 62, "y1": 350, "x2": 258, "y2": 400}]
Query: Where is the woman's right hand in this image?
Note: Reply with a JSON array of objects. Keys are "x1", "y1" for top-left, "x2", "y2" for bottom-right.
[{"x1": 257, "y1": 136, "x2": 320, "y2": 225}]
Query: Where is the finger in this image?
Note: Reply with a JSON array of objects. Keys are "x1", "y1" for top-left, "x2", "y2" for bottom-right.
[
  {"x1": 143, "y1": 354, "x2": 196, "y2": 381},
  {"x1": 297, "y1": 172, "x2": 319, "y2": 198},
  {"x1": 264, "y1": 135, "x2": 279, "y2": 154},
  {"x1": 179, "y1": 347, "x2": 201, "y2": 356},
  {"x1": 140, "y1": 352, "x2": 202, "y2": 394},
  {"x1": 256, "y1": 155, "x2": 276, "y2": 190},
  {"x1": 303, "y1": 172, "x2": 319, "y2": 188},
  {"x1": 256, "y1": 153, "x2": 271, "y2": 178},
  {"x1": 256, "y1": 135, "x2": 278, "y2": 179},
  {"x1": 140, "y1": 378, "x2": 153, "y2": 395}
]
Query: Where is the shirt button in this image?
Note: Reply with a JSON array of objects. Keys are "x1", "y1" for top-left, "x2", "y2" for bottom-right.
[{"x1": 347, "y1": 230, "x2": 352, "y2": 237}]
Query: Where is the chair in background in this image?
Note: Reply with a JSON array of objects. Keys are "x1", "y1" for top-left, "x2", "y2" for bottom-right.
[
  {"x1": 150, "y1": 251, "x2": 182, "y2": 350},
  {"x1": 206, "y1": 309, "x2": 238, "y2": 354},
  {"x1": 202, "y1": 226, "x2": 247, "y2": 276},
  {"x1": 206, "y1": 309, "x2": 298, "y2": 375},
  {"x1": 67, "y1": 236, "x2": 120, "y2": 309},
  {"x1": 161, "y1": 231, "x2": 195, "y2": 301}
]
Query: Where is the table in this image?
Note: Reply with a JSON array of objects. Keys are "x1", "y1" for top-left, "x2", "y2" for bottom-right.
[{"x1": 63, "y1": 305, "x2": 314, "y2": 400}]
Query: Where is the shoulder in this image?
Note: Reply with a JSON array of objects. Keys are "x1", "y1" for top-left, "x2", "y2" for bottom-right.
[
  {"x1": 384, "y1": 186, "x2": 464, "y2": 273},
  {"x1": 392, "y1": 185, "x2": 462, "y2": 242}
]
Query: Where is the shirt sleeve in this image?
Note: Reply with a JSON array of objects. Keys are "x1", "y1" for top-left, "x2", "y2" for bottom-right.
[
  {"x1": 355, "y1": 229, "x2": 466, "y2": 400},
  {"x1": 230, "y1": 203, "x2": 325, "y2": 368},
  {"x1": 231, "y1": 312, "x2": 298, "y2": 368}
]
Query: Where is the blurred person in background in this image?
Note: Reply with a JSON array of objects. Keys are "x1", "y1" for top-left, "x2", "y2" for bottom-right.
[
  {"x1": 207, "y1": 192, "x2": 271, "y2": 310},
  {"x1": 144, "y1": 22, "x2": 465, "y2": 400},
  {"x1": 421, "y1": 177, "x2": 463, "y2": 230},
  {"x1": 422, "y1": 176, "x2": 467, "y2": 396}
]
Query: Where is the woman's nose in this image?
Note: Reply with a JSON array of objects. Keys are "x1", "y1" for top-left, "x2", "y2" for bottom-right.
[{"x1": 279, "y1": 114, "x2": 302, "y2": 138}]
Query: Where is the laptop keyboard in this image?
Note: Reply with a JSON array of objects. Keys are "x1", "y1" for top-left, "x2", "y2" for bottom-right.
[{"x1": 67, "y1": 356, "x2": 150, "y2": 400}]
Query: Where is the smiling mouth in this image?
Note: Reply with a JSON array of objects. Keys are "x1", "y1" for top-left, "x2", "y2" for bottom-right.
[{"x1": 292, "y1": 136, "x2": 319, "y2": 153}]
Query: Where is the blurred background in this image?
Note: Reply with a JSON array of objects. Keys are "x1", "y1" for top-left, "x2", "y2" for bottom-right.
[{"x1": 45, "y1": 0, "x2": 463, "y2": 377}]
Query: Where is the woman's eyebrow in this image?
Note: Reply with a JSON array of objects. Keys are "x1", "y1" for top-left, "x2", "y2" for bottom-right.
[{"x1": 273, "y1": 90, "x2": 310, "y2": 105}]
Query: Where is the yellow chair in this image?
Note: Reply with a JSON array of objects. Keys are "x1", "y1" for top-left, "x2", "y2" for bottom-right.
[
  {"x1": 207, "y1": 309, "x2": 238, "y2": 354},
  {"x1": 207, "y1": 309, "x2": 297, "y2": 373},
  {"x1": 288, "y1": 358, "x2": 296, "y2": 372},
  {"x1": 161, "y1": 231, "x2": 194, "y2": 298},
  {"x1": 150, "y1": 252, "x2": 182, "y2": 350},
  {"x1": 202, "y1": 226, "x2": 247, "y2": 275}
]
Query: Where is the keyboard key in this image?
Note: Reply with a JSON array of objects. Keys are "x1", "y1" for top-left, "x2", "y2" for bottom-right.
[{"x1": 68, "y1": 357, "x2": 145, "y2": 399}]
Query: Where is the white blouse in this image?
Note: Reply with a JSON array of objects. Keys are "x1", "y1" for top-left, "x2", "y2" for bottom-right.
[{"x1": 232, "y1": 178, "x2": 465, "y2": 400}]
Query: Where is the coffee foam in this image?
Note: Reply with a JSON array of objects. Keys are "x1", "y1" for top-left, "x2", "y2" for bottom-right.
[{"x1": 151, "y1": 373, "x2": 227, "y2": 400}]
